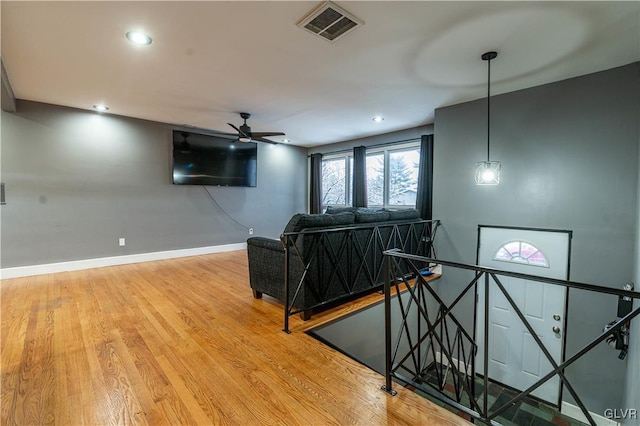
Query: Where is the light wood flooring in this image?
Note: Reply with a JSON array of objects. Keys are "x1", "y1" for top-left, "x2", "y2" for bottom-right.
[{"x1": 1, "y1": 250, "x2": 470, "y2": 425}]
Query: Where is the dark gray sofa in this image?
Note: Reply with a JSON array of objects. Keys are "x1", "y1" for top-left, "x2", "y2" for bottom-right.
[{"x1": 247, "y1": 207, "x2": 437, "y2": 323}]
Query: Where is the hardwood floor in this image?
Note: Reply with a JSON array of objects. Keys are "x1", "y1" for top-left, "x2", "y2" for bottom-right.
[{"x1": 1, "y1": 250, "x2": 470, "y2": 425}]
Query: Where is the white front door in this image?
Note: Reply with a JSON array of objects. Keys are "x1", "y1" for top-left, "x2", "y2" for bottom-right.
[{"x1": 476, "y1": 226, "x2": 571, "y2": 405}]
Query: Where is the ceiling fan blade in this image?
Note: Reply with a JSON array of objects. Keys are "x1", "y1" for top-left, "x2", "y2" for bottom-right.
[
  {"x1": 253, "y1": 137, "x2": 279, "y2": 145},
  {"x1": 228, "y1": 123, "x2": 249, "y2": 138},
  {"x1": 210, "y1": 134, "x2": 242, "y2": 140},
  {"x1": 251, "y1": 132, "x2": 285, "y2": 138}
]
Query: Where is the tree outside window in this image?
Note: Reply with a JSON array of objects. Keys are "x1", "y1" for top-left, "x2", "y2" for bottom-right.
[
  {"x1": 322, "y1": 158, "x2": 347, "y2": 206},
  {"x1": 366, "y1": 154, "x2": 384, "y2": 206},
  {"x1": 389, "y1": 149, "x2": 420, "y2": 206}
]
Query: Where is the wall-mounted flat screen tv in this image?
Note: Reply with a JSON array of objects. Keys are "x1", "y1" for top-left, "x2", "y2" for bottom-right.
[{"x1": 172, "y1": 130, "x2": 257, "y2": 187}]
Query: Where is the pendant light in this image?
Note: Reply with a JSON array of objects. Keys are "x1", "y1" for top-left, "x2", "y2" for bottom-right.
[{"x1": 475, "y1": 51, "x2": 501, "y2": 186}]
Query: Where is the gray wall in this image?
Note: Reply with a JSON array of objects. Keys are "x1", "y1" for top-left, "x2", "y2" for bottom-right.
[
  {"x1": 623, "y1": 125, "x2": 640, "y2": 424},
  {"x1": 0, "y1": 100, "x2": 307, "y2": 268},
  {"x1": 432, "y1": 63, "x2": 639, "y2": 413}
]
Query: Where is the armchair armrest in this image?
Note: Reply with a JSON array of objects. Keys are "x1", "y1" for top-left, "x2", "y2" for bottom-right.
[
  {"x1": 247, "y1": 236, "x2": 286, "y2": 302},
  {"x1": 246, "y1": 236, "x2": 284, "y2": 253}
]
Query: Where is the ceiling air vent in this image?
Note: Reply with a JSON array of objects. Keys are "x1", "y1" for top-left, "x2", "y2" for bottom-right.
[{"x1": 297, "y1": 1, "x2": 363, "y2": 43}]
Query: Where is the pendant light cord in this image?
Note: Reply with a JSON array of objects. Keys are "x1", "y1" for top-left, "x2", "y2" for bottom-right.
[
  {"x1": 487, "y1": 56, "x2": 491, "y2": 162},
  {"x1": 481, "y1": 51, "x2": 497, "y2": 162}
]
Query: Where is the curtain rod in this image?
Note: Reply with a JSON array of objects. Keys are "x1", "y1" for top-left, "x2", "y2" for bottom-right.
[{"x1": 308, "y1": 136, "x2": 426, "y2": 157}]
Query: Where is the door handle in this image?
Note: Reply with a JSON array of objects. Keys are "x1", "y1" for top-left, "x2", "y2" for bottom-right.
[{"x1": 552, "y1": 326, "x2": 561, "y2": 334}]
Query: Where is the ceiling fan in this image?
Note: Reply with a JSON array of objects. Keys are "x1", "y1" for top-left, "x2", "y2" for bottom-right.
[{"x1": 219, "y1": 112, "x2": 285, "y2": 144}]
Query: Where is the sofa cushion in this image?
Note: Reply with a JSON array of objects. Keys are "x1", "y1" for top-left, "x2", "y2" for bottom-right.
[
  {"x1": 322, "y1": 212, "x2": 355, "y2": 227},
  {"x1": 325, "y1": 206, "x2": 356, "y2": 214},
  {"x1": 325, "y1": 206, "x2": 385, "y2": 214},
  {"x1": 354, "y1": 210, "x2": 390, "y2": 223},
  {"x1": 355, "y1": 207, "x2": 384, "y2": 213},
  {"x1": 284, "y1": 212, "x2": 355, "y2": 233},
  {"x1": 386, "y1": 208, "x2": 421, "y2": 221}
]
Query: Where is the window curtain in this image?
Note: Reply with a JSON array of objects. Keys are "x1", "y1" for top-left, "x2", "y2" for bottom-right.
[
  {"x1": 352, "y1": 145, "x2": 367, "y2": 207},
  {"x1": 309, "y1": 153, "x2": 323, "y2": 214},
  {"x1": 415, "y1": 134, "x2": 434, "y2": 220}
]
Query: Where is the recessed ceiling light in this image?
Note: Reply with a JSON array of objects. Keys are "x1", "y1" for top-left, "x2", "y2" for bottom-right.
[
  {"x1": 373, "y1": 115, "x2": 384, "y2": 122},
  {"x1": 93, "y1": 104, "x2": 109, "y2": 112},
  {"x1": 126, "y1": 31, "x2": 152, "y2": 46},
  {"x1": 282, "y1": 139, "x2": 291, "y2": 143}
]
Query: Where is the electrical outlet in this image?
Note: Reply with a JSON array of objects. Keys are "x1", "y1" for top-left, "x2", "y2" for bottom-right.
[
  {"x1": 248, "y1": 228, "x2": 254, "y2": 235},
  {"x1": 119, "y1": 237, "x2": 125, "y2": 247}
]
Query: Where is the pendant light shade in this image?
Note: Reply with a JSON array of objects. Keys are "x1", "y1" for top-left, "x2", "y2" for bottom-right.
[
  {"x1": 475, "y1": 161, "x2": 501, "y2": 185},
  {"x1": 475, "y1": 51, "x2": 501, "y2": 186}
]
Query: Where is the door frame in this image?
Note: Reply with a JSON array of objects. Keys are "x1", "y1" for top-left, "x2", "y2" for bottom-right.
[{"x1": 474, "y1": 224, "x2": 573, "y2": 407}]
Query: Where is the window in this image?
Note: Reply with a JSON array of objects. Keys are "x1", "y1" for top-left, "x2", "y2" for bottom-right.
[
  {"x1": 367, "y1": 143, "x2": 420, "y2": 208},
  {"x1": 321, "y1": 141, "x2": 420, "y2": 210},
  {"x1": 366, "y1": 153, "x2": 384, "y2": 206},
  {"x1": 322, "y1": 156, "x2": 352, "y2": 207},
  {"x1": 389, "y1": 148, "x2": 420, "y2": 206},
  {"x1": 493, "y1": 241, "x2": 549, "y2": 267}
]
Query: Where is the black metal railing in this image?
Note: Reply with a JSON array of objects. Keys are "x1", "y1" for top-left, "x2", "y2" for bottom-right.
[
  {"x1": 381, "y1": 250, "x2": 640, "y2": 426},
  {"x1": 279, "y1": 219, "x2": 440, "y2": 332}
]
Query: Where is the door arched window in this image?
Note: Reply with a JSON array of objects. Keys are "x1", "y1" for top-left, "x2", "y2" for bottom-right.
[{"x1": 493, "y1": 241, "x2": 549, "y2": 267}]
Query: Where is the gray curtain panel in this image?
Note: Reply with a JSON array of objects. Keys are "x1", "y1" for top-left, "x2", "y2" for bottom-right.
[
  {"x1": 309, "y1": 153, "x2": 323, "y2": 214},
  {"x1": 352, "y1": 145, "x2": 367, "y2": 207},
  {"x1": 415, "y1": 134, "x2": 434, "y2": 220}
]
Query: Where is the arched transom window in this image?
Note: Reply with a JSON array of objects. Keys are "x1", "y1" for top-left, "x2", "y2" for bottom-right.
[{"x1": 493, "y1": 241, "x2": 549, "y2": 267}]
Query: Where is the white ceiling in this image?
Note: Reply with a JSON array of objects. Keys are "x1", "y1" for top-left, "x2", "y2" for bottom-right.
[{"x1": 2, "y1": 1, "x2": 639, "y2": 147}]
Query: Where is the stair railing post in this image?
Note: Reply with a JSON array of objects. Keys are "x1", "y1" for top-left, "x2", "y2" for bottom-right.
[
  {"x1": 483, "y1": 272, "x2": 489, "y2": 416},
  {"x1": 381, "y1": 251, "x2": 397, "y2": 395},
  {"x1": 283, "y1": 235, "x2": 291, "y2": 333}
]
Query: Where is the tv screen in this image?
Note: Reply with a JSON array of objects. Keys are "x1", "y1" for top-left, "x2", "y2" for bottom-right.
[{"x1": 172, "y1": 130, "x2": 257, "y2": 187}]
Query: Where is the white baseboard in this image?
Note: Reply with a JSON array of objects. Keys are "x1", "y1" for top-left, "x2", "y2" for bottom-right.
[
  {"x1": 435, "y1": 350, "x2": 472, "y2": 375},
  {"x1": 561, "y1": 401, "x2": 619, "y2": 426},
  {"x1": 0, "y1": 243, "x2": 247, "y2": 279}
]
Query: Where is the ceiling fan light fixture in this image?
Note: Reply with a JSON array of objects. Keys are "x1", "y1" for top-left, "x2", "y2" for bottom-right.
[{"x1": 225, "y1": 112, "x2": 284, "y2": 145}]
